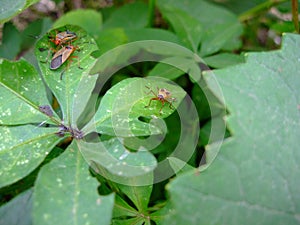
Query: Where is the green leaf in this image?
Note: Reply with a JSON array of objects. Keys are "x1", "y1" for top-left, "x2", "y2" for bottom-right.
[
  {"x1": 113, "y1": 194, "x2": 138, "y2": 218},
  {"x1": 0, "y1": 22, "x2": 22, "y2": 60},
  {"x1": 163, "y1": 33, "x2": 300, "y2": 224},
  {"x1": 148, "y1": 62, "x2": 184, "y2": 80},
  {"x1": 95, "y1": 28, "x2": 128, "y2": 55},
  {"x1": 113, "y1": 217, "x2": 148, "y2": 225},
  {"x1": 0, "y1": 0, "x2": 39, "y2": 24},
  {"x1": 95, "y1": 28, "x2": 180, "y2": 55},
  {"x1": 157, "y1": 0, "x2": 243, "y2": 55},
  {"x1": 33, "y1": 141, "x2": 114, "y2": 225},
  {"x1": 150, "y1": 202, "x2": 174, "y2": 225},
  {"x1": 117, "y1": 173, "x2": 153, "y2": 212},
  {"x1": 0, "y1": 125, "x2": 62, "y2": 188},
  {"x1": 90, "y1": 40, "x2": 198, "y2": 78},
  {"x1": 0, "y1": 59, "x2": 59, "y2": 125},
  {"x1": 168, "y1": 157, "x2": 194, "y2": 175},
  {"x1": 78, "y1": 137, "x2": 157, "y2": 181},
  {"x1": 200, "y1": 22, "x2": 243, "y2": 56},
  {"x1": 157, "y1": 5, "x2": 202, "y2": 52},
  {"x1": 103, "y1": 2, "x2": 148, "y2": 29},
  {"x1": 0, "y1": 188, "x2": 33, "y2": 225},
  {"x1": 53, "y1": 9, "x2": 102, "y2": 38},
  {"x1": 35, "y1": 25, "x2": 99, "y2": 127},
  {"x1": 125, "y1": 28, "x2": 180, "y2": 43},
  {"x1": 212, "y1": 0, "x2": 267, "y2": 14},
  {"x1": 148, "y1": 56, "x2": 201, "y2": 81},
  {"x1": 84, "y1": 78, "x2": 185, "y2": 136},
  {"x1": 21, "y1": 18, "x2": 53, "y2": 50},
  {"x1": 203, "y1": 53, "x2": 245, "y2": 68}
]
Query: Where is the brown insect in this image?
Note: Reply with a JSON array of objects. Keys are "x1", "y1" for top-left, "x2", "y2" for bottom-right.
[
  {"x1": 50, "y1": 45, "x2": 82, "y2": 79},
  {"x1": 49, "y1": 30, "x2": 77, "y2": 47},
  {"x1": 145, "y1": 86, "x2": 176, "y2": 113}
]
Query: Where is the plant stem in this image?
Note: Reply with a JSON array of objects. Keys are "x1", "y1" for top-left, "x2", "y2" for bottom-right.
[
  {"x1": 292, "y1": 0, "x2": 299, "y2": 33},
  {"x1": 238, "y1": 0, "x2": 288, "y2": 22},
  {"x1": 147, "y1": 0, "x2": 156, "y2": 27}
]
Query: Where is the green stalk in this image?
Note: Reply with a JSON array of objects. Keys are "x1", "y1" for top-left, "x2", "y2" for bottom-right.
[
  {"x1": 238, "y1": 0, "x2": 288, "y2": 22},
  {"x1": 147, "y1": 0, "x2": 156, "y2": 27},
  {"x1": 292, "y1": 0, "x2": 299, "y2": 33}
]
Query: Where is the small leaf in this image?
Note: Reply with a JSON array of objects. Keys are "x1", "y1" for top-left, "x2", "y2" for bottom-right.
[
  {"x1": 35, "y1": 25, "x2": 99, "y2": 127},
  {"x1": 148, "y1": 62, "x2": 184, "y2": 80},
  {"x1": 200, "y1": 22, "x2": 243, "y2": 56},
  {"x1": 157, "y1": 5, "x2": 202, "y2": 52},
  {"x1": 113, "y1": 194, "x2": 138, "y2": 218},
  {"x1": 148, "y1": 56, "x2": 201, "y2": 81},
  {"x1": 157, "y1": 0, "x2": 243, "y2": 55},
  {"x1": 53, "y1": 9, "x2": 103, "y2": 37},
  {"x1": 0, "y1": 59, "x2": 59, "y2": 125},
  {"x1": 103, "y1": 2, "x2": 148, "y2": 29},
  {"x1": 0, "y1": 125, "x2": 62, "y2": 188},
  {"x1": 0, "y1": 188, "x2": 33, "y2": 225},
  {"x1": 84, "y1": 78, "x2": 185, "y2": 136},
  {"x1": 117, "y1": 173, "x2": 153, "y2": 212},
  {"x1": 33, "y1": 141, "x2": 114, "y2": 225},
  {"x1": 125, "y1": 28, "x2": 180, "y2": 43},
  {"x1": 203, "y1": 52, "x2": 245, "y2": 68}
]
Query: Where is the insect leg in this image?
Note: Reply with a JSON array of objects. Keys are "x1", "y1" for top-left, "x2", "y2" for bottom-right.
[
  {"x1": 145, "y1": 97, "x2": 159, "y2": 108},
  {"x1": 159, "y1": 99, "x2": 165, "y2": 113},
  {"x1": 145, "y1": 86, "x2": 157, "y2": 96}
]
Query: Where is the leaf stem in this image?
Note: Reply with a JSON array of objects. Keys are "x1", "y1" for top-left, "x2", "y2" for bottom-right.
[
  {"x1": 238, "y1": 0, "x2": 288, "y2": 22},
  {"x1": 292, "y1": 0, "x2": 299, "y2": 33},
  {"x1": 147, "y1": 0, "x2": 156, "y2": 27}
]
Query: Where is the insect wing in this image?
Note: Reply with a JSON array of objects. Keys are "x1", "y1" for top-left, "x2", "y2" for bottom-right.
[
  {"x1": 50, "y1": 46, "x2": 75, "y2": 70},
  {"x1": 50, "y1": 55, "x2": 63, "y2": 69},
  {"x1": 50, "y1": 47, "x2": 65, "y2": 69},
  {"x1": 56, "y1": 31, "x2": 77, "y2": 44}
]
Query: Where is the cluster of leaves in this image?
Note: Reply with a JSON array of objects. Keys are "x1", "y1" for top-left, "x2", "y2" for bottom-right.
[{"x1": 1, "y1": 0, "x2": 300, "y2": 225}]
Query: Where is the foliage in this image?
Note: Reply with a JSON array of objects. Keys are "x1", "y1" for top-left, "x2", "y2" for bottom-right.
[
  {"x1": 0, "y1": 0, "x2": 299, "y2": 225},
  {"x1": 0, "y1": 0, "x2": 39, "y2": 24}
]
